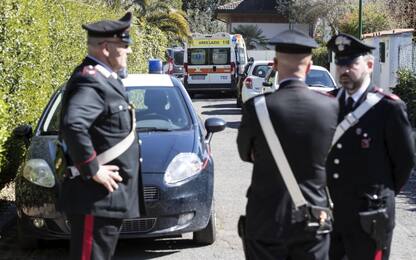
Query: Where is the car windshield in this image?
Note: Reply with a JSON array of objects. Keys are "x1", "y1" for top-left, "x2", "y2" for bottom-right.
[
  {"x1": 128, "y1": 87, "x2": 191, "y2": 131},
  {"x1": 41, "y1": 87, "x2": 191, "y2": 134},
  {"x1": 306, "y1": 69, "x2": 335, "y2": 88}
]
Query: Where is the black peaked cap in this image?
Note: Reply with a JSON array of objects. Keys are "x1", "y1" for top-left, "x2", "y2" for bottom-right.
[
  {"x1": 269, "y1": 29, "x2": 318, "y2": 54},
  {"x1": 327, "y1": 33, "x2": 375, "y2": 65},
  {"x1": 82, "y1": 12, "x2": 132, "y2": 44}
]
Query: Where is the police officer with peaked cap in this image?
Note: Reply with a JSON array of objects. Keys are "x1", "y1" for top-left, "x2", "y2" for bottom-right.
[
  {"x1": 237, "y1": 29, "x2": 339, "y2": 260},
  {"x1": 326, "y1": 33, "x2": 415, "y2": 260},
  {"x1": 59, "y1": 12, "x2": 145, "y2": 259}
]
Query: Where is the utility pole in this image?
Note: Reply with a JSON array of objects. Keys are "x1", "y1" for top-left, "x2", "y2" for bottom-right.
[{"x1": 358, "y1": 0, "x2": 363, "y2": 39}]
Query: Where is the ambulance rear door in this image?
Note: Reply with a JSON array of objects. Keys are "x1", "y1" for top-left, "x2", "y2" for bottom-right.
[{"x1": 187, "y1": 47, "x2": 233, "y2": 87}]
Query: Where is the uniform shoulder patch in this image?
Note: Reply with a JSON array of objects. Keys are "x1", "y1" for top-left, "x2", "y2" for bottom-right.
[
  {"x1": 311, "y1": 89, "x2": 335, "y2": 98},
  {"x1": 373, "y1": 87, "x2": 400, "y2": 100},
  {"x1": 81, "y1": 65, "x2": 97, "y2": 76}
]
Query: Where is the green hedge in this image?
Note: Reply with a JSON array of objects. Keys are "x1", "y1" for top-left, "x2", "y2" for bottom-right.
[
  {"x1": 392, "y1": 69, "x2": 416, "y2": 127},
  {"x1": 0, "y1": 0, "x2": 168, "y2": 189},
  {"x1": 312, "y1": 46, "x2": 330, "y2": 69}
]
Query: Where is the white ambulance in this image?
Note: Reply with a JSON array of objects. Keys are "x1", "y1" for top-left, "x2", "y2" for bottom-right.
[{"x1": 184, "y1": 32, "x2": 248, "y2": 96}]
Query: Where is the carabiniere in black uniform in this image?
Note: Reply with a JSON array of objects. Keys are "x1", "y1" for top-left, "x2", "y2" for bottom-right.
[
  {"x1": 237, "y1": 29, "x2": 339, "y2": 260},
  {"x1": 58, "y1": 12, "x2": 145, "y2": 260},
  {"x1": 326, "y1": 33, "x2": 415, "y2": 260},
  {"x1": 60, "y1": 55, "x2": 143, "y2": 218}
]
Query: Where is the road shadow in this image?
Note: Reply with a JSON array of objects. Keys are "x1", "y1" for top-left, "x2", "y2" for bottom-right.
[
  {"x1": 0, "y1": 227, "x2": 205, "y2": 260},
  {"x1": 226, "y1": 121, "x2": 241, "y2": 129},
  {"x1": 202, "y1": 109, "x2": 241, "y2": 116},
  {"x1": 202, "y1": 103, "x2": 238, "y2": 109},
  {"x1": 399, "y1": 170, "x2": 416, "y2": 211},
  {"x1": 191, "y1": 93, "x2": 235, "y2": 100},
  {"x1": 115, "y1": 238, "x2": 202, "y2": 259}
]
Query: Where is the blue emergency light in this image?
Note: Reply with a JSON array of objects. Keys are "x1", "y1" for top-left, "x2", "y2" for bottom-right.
[{"x1": 148, "y1": 59, "x2": 163, "y2": 74}]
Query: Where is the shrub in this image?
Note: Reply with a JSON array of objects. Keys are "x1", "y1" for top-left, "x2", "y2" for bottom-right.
[
  {"x1": 312, "y1": 46, "x2": 330, "y2": 69},
  {"x1": 392, "y1": 69, "x2": 416, "y2": 126},
  {"x1": 0, "y1": 0, "x2": 168, "y2": 189}
]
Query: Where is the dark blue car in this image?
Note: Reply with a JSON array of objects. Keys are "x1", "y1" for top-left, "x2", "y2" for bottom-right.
[{"x1": 14, "y1": 74, "x2": 225, "y2": 248}]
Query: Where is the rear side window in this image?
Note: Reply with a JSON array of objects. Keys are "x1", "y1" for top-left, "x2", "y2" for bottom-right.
[
  {"x1": 212, "y1": 48, "x2": 229, "y2": 65},
  {"x1": 173, "y1": 51, "x2": 184, "y2": 65},
  {"x1": 252, "y1": 65, "x2": 271, "y2": 78},
  {"x1": 189, "y1": 49, "x2": 207, "y2": 65},
  {"x1": 238, "y1": 48, "x2": 246, "y2": 64},
  {"x1": 188, "y1": 48, "x2": 230, "y2": 65}
]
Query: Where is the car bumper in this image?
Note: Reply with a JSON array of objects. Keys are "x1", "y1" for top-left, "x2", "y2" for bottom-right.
[
  {"x1": 242, "y1": 87, "x2": 262, "y2": 103},
  {"x1": 16, "y1": 166, "x2": 214, "y2": 240},
  {"x1": 184, "y1": 83, "x2": 236, "y2": 93},
  {"x1": 241, "y1": 86, "x2": 276, "y2": 103}
]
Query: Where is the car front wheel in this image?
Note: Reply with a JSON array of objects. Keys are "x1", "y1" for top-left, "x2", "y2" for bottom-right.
[
  {"x1": 17, "y1": 219, "x2": 39, "y2": 249},
  {"x1": 193, "y1": 201, "x2": 216, "y2": 245}
]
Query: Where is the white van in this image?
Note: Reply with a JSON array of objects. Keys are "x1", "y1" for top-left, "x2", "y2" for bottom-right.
[{"x1": 184, "y1": 32, "x2": 248, "y2": 96}]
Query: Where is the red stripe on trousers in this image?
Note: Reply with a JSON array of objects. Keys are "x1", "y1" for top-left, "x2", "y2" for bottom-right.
[
  {"x1": 374, "y1": 249, "x2": 382, "y2": 260},
  {"x1": 81, "y1": 215, "x2": 94, "y2": 260}
]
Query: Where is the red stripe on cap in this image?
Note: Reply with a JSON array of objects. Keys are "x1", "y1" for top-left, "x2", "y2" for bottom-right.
[
  {"x1": 81, "y1": 215, "x2": 94, "y2": 260},
  {"x1": 76, "y1": 150, "x2": 97, "y2": 169}
]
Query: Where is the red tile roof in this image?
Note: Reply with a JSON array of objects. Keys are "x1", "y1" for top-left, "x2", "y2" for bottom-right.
[{"x1": 363, "y1": 28, "x2": 414, "y2": 38}]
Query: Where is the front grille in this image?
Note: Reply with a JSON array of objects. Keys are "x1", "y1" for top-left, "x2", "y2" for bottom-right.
[
  {"x1": 144, "y1": 186, "x2": 160, "y2": 202},
  {"x1": 121, "y1": 218, "x2": 156, "y2": 233}
]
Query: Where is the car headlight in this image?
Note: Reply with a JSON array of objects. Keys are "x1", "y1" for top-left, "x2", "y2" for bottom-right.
[
  {"x1": 164, "y1": 153, "x2": 203, "y2": 185},
  {"x1": 22, "y1": 159, "x2": 55, "y2": 188}
]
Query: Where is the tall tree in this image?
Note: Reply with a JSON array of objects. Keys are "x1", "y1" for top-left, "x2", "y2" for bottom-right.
[
  {"x1": 275, "y1": 0, "x2": 352, "y2": 34},
  {"x1": 96, "y1": 0, "x2": 189, "y2": 42},
  {"x1": 388, "y1": 0, "x2": 416, "y2": 29},
  {"x1": 131, "y1": 0, "x2": 190, "y2": 42},
  {"x1": 183, "y1": 0, "x2": 233, "y2": 33},
  {"x1": 337, "y1": 1, "x2": 398, "y2": 36},
  {"x1": 232, "y1": 25, "x2": 268, "y2": 50}
]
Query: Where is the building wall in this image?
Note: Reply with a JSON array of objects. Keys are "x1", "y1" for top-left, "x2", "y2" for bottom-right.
[
  {"x1": 230, "y1": 22, "x2": 309, "y2": 40},
  {"x1": 363, "y1": 32, "x2": 413, "y2": 90}
]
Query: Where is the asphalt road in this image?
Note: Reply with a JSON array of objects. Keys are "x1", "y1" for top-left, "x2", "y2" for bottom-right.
[{"x1": 0, "y1": 96, "x2": 415, "y2": 259}]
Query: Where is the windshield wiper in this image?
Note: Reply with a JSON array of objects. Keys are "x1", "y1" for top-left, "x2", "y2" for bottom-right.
[{"x1": 136, "y1": 127, "x2": 172, "y2": 132}]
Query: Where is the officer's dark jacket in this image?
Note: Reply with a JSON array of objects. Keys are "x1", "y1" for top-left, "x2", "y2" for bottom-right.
[
  {"x1": 237, "y1": 79, "x2": 339, "y2": 241},
  {"x1": 59, "y1": 57, "x2": 141, "y2": 219},
  {"x1": 327, "y1": 85, "x2": 415, "y2": 232}
]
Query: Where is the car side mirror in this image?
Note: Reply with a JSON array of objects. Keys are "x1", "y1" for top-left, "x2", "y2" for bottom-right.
[
  {"x1": 205, "y1": 117, "x2": 226, "y2": 142},
  {"x1": 13, "y1": 124, "x2": 33, "y2": 146},
  {"x1": 262, "y1": 82, "x2": 273, "y2": 87}
]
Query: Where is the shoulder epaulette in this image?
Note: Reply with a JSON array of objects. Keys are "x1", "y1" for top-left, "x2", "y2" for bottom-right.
[
  {"x1": 311, "y1": 89, "x2": 336, "y2": 98},
  {"x1": 373, "y1": 87, "x2": 400, "y2": 101},
  {"x1": 81, "y1": 65, "x2": 97, "y2": 76}
]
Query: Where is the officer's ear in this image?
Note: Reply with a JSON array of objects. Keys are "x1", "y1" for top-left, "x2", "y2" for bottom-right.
[
  {"x1": 305, "y1": 59, "x2": 313, "y2": 74},
  {"x1": 366, "y1": 56, "x2": 374, "y2": 71},
  {"x1": 102, "y1": 42, "x2": 111, "y2": 57}
]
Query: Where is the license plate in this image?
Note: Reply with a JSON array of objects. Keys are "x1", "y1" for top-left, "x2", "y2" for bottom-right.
[{"x1": 191, "y1": 75, "x2": 206, "y2": 80}]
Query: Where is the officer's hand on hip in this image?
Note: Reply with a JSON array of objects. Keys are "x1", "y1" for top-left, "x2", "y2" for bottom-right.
[{"x1": 92, "y1": 165, "x2": 123, "y2": 193}]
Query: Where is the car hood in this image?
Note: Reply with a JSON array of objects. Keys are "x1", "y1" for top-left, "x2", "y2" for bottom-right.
[{"x1": 139, "y1": 129, "x2": 196, "y2": 174}]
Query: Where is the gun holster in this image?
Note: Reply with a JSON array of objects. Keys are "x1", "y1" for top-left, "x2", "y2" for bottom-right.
[
  {"x1": 359, "y1": 208, "x2": 389, "y2": 248},
  {"x1": 292, "y1": 205, "x2": 333, "y2": 234}
]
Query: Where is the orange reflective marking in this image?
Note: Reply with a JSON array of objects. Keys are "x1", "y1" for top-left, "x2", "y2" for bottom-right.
[{"x1": 188, "y1": 67, "x2": 232, "y2": 74}]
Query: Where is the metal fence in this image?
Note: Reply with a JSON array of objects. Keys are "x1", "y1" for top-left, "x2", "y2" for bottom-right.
[{"x1": 399, "y1": 42, "x2": 416, "y2": 74}]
